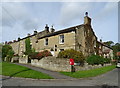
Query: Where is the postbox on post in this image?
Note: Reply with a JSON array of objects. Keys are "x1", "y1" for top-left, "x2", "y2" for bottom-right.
[
  {"x1": 69, "y1": 58, "x2": 75, "y2": 72},
  {"x1": 70, "y1": 58, "x2": 74, "y2": 65}
]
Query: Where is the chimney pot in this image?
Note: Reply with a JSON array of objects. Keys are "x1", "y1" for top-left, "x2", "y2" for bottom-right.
[
  {"x1": 50, "y1": 25, "x2": 55, "y2": 33},
  {"x1": 34, "y1": 30, "x2": 37, "y2": 35},
  {"x1": 45, "y1": 24, "x2": 49, "y2": 32}
]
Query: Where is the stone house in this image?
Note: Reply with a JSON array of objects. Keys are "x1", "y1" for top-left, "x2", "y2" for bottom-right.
[
  {"x1": 97, "y1": 40, "x2": 113, "y2": 60},
  {"x1": 8, "y1": 12, "x2": 113, "y2": 59}
]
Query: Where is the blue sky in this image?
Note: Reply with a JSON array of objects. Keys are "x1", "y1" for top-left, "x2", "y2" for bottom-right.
[{"x1": 1, "y1": 1, "x2": 118, "y2": 43}]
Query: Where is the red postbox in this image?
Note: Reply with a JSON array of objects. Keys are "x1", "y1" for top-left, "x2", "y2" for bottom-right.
[{"x1": 69, "y1": 58, "x2": 74, "y2": 65}]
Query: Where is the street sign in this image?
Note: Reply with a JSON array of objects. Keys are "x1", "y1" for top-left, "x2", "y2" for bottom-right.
[{"x1": 70, "y1": 58, "x2": 74, "y2": 65}]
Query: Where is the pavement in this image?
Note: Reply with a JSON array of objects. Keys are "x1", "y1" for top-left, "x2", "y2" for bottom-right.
[{"x1": 1, "y1": 63, "x2": 119, "y2": 86}]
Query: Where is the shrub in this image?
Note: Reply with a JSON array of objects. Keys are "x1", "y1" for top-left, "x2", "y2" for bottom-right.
[
  {"x1": 57, "y1": 49, "x2": 85, "y2": 64},
  {"x1": 2, "y1": 44, "x2": 15, "y2": 61},
  {"x1": 104, "y1": 58, "x2": 111, "y2": 64},
  {"x1": 86, "y1": 55, "x2": 110, "y2": 66},
  {"x1": 29, "y1": 50, "x2": 52, "y2": 60},
  {"x1": 29, "y1": 52, "x2": 38, "y2": 59}
]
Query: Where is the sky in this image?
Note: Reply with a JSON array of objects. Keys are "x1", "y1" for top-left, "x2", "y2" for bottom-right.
[{"x1": 1, "y1": 1, "x2": 118, "y2": 43}]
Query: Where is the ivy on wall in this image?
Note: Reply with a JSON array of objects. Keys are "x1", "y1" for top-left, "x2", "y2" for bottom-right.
[{"x1": 24, "y1": 38, "x2": 32, "y2": 55}]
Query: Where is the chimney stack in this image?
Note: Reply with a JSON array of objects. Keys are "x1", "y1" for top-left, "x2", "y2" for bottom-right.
[
  {"x1": 50, "y1": 25, "x2": 55, "y2": 33},
  {"x1": 27, "y1": 33, "x2": 31, "y2": 37},
  {"x1": 34, "y1": 29, "x2": 37, "y2": 35},
  {"x1": 84, "y1": 12, "x2": 91, "y2": 25},
  {"x1": 45, "y1": 24, "x2": 49, "y2": 32},
  {"x1": 100, "y1": 39, "x2": 102, "y2": 43}
]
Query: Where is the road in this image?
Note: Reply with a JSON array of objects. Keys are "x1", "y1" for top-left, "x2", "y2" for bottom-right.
[{"x1": 1, "y1": 68, "x2": 119, "y2": 86}]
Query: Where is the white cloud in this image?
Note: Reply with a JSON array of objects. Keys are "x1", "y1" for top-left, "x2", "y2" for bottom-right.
[
  {"x1": 2, "y1": 3, "x2": 28, "y2": 27},
  {"x1": 94, "y1": 2, "x2": 118, "y2": 21},
  {"x1": 59, "y1": 2, "x2": 96, "y2": 26},
  {"x1": 59, "y1": 2, "x2": 117, "y2": 27},
  {"x1": 23, "y1": 18, "x2": 40, "y2": 30},
  {"x1": 2, "y1": 2, "x2": 41, "y2": 30}
]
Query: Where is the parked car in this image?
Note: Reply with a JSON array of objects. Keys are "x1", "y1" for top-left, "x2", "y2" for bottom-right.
[{"x1": 116, "y1": 60, "x2": 120, "y2": 68}]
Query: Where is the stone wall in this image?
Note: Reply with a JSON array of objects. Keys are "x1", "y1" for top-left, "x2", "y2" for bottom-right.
[
  {"x1": 19, "y1": 55, "x2": 28, "y2": 64},
  {"x1": 31, "y1": 56, "x2": 112, "y2": 72},
  {"x1": 75, "y1": 63, "x2": 111, "y2": 71},
  {"x1": 31, "y1": 56, "x2": 71, "y2": 72},
  {"x1": 11, "y1": 57, "x2": 19, "y2": 62}
]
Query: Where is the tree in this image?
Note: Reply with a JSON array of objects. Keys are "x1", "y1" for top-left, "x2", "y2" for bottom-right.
[
  {"x1": 2, "y1": 44, "x2": 14, "y2": 61},
  {"x1": 0, "y1": 43, "x2": 2, "y2": 61},
  {"x1": 25, "y1": 38, "x2": 32, "y2": 55},
  {"x1": 6, "y1": 49, "x2": 14, "y2": 62},
  {"x1": 104, "y1": 41, "x2": 114, "y2": 47},
  {"x1": 24, "y1": 38, "x2": 33, "y2": 63},
  {"x1": 112, "y1": 43, "x2": 120, "y2": 60}
]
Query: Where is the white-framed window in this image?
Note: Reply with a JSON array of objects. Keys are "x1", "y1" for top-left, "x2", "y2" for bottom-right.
[
  {"x1": 59, "y1": 35, "x2": 64, "y2": 44},
  {"x1": 44, "y1": 38, "x2": 48, "y2": 46}
]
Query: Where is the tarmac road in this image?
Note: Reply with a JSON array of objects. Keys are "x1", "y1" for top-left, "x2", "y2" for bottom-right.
[{"x1": 1, "y1": 68, "x2": 119, "y2": 86}]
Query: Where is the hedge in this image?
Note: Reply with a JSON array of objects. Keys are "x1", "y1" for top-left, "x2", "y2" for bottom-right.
[{"x1": 86, "y1": 55, "x2": 111, "y2": 65}]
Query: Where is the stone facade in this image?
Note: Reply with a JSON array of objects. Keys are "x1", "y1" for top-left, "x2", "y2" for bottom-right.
[
  {"x1": 97, "y1": 41, "x2": 113, "y2": 60},
  {"x1": 19, "y1": 55, "x2": 28, "y2": 64},
  {"x1": 8, "y1": 13, "x2": 113, "y2": 59}
]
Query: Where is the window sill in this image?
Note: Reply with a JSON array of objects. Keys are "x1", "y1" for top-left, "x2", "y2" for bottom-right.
[{"x1": 59, "y1": 43, "x2": 64, "y2": 45}]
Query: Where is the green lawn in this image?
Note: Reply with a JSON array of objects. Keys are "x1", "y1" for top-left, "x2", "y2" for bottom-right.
[
  {"x1": 1, "y1": 62, "x2": 53, "y2": 79},
  {"x1": 0, "y1": 62, "x2": 2, "y2": 74},
  {"x1": 60, "y1": 65, "x2": 116, "y2": 78}
]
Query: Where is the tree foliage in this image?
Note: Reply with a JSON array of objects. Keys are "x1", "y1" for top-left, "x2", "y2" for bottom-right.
[
  {"x1": 104, "y1": 41, "x2": 120, "y2": 60},
  {"x1": 111, "y1": 43, "x2": 120, "y2": 60},
  {"x1": 0, "y1": 43, "x2": 2, "y2": 58},
  {"x1": 24, "y1": 38, "x2": 32, "y2": 55},
  {"x1": 104, "y1": 41, "x2": 114, "y2": 47},
  {"x1": 2, "y1": 44, "x2": 14, "y2": 61}
]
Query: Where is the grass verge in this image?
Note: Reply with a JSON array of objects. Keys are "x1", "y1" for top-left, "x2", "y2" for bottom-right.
[
  {"x1": 1, "y1": 62, "x2": 53, "y2": 79},
  {"x1": 60, "y1": 65, "x2": 116, "y2": 78}
]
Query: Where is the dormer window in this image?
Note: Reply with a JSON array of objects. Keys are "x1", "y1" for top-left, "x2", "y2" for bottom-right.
[
  {"x1": 45, "y1": 38, "x2": 48, "y2": 45},
  {"x1": 59, "y1": 35, "x2": 64, "y2": 44}
]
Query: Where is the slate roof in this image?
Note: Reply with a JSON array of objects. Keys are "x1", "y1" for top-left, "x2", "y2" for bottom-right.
[
  {"x1": 38, "y1": 24, "x2": 83, "y2": 39},
  {"x1": 97, "y1": 41, "x2": 113, "y2": 50}
]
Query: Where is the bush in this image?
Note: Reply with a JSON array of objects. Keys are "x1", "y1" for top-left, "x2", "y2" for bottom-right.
[
  {"x1": 29, "y1": 50, "x2": 52, "y2": 60},
  {"x1": 2, "y1": 44, "x2": 14, "y2": 60},
  {"x1": 57, "y1": 49, "x2": 85, "y2": 64},
  {"x1": 86, "y1": 55, "x2": 111, "y2": 66},
  {"x1": 86, "y1": 55, "x2": 103, "y2": 65},
  {"x1": 104, "y1": 58, "x2": 111, "y2": 64},
  {"x1": 2, "y1": 44, "x2": 15, "y2": 62}
]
